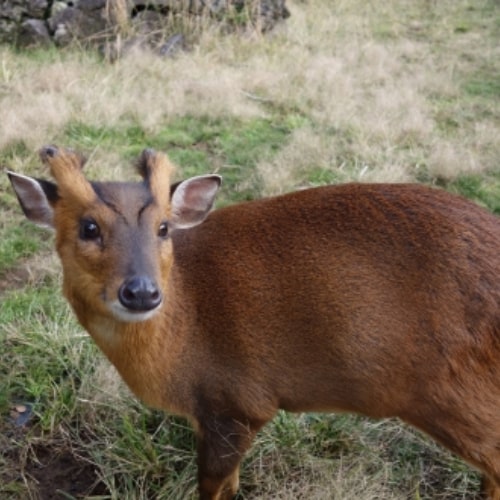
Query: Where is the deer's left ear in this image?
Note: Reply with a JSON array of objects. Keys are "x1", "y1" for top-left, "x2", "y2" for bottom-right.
[
  {"x1": 7, "y1": 171, "x2": 59, "y2": 228},
  {"x1": 169, "y1": 175, "x2": 222, "y2": 229}
]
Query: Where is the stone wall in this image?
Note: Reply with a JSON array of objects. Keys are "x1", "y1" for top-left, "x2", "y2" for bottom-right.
[{"x1": 0, "y1": 0, "x2": 290, "y2": 49}]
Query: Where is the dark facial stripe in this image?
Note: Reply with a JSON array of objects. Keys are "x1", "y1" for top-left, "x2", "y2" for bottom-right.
[{"x1": 90, "y1": 182, "x2": 154, "y2": 224}]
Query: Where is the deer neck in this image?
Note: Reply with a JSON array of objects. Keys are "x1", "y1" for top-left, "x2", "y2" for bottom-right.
[{"x1": 76, "y1": 291, "x2": 193, "y2": 417}]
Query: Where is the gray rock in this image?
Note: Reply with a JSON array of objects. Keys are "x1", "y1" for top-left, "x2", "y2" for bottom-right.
[
  {"x1": 158, "y1": 32, "x2": 184, "y2": 57},
  {"x1": 0, "y1": 0, "x2": 290, "y2": 48},
  {"x1": 18, "y1": 18, "x2": 51, "y2": 46},
  {"x1": 49, "y1": 5, "x2": 107, "y2": 45},
  {"x1": 131, "y1": 8, "x2": 166, "y2": 35},
  {"x1": 51, "y1": 1, "x2": 68, "y2": 17},
  {"x1": 0, "y1": 18, "x2": 18, "y2": 43},
  {"x1": 26, "y1": 0, "x2": 48, "y2": 17},
  {"x1": 76, "y1": 0, "x2": 107, "y2": 12},
  {"x1": 257, "y1": 0, "x2": 290, "y2": 31},
  {"x1": 1, "y1": 1, "x2": 25, "y2": 21},
  {"x1": 0, "y1": 0, "x2": 48, "y2": 19}
]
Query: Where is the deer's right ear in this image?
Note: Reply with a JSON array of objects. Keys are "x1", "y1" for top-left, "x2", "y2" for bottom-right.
[{"x1": 7, "y1": 172, "x2": 59, "y2": 229}]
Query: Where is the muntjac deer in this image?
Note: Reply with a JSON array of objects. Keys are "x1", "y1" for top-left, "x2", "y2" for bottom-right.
[{"x1": 7, "y1": 146, "x2": 500, "y2": 499}]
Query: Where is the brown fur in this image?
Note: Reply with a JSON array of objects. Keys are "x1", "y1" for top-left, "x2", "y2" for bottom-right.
[{"x1": 8, "y1": 147, "x2": 500, "y2": 499}]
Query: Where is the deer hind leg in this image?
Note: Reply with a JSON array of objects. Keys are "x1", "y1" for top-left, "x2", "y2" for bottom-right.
[
  {"x1": 444, "y1": 427, "x2": 500, "y2": 499},
  {"x1": 196, "y1": 416, "x2": 264, "y2": 500},
  {"x1": 481, "y1": 475, "x2": 500, "y2": 500},
  {"x1": 461, "y1": 419, "x2": 500, "y2": 500}
]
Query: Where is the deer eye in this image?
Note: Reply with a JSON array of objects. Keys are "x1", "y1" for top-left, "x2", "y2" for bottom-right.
[
  {"x1": 158, "y1": 221, "x2": 169, "y2": 239},
  {"x1": 79, "y1": 218, "x2": 101, "y2": 241}
]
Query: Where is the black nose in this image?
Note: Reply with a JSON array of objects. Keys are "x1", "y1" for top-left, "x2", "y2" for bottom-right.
[{"x1": 118, "y1": 276, "x2": 162, "y2": 311}]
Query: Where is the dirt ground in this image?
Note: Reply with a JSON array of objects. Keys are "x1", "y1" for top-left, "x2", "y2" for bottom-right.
[
  {"x1": 1, "y1": 258, "x2": 109, "y2": 499},
  {"x1": 2, "y1": 408, "x2": 109, "y2": 499},
  {"x1": 24, "y1": 445, "x2": 108, "y2": 499}
]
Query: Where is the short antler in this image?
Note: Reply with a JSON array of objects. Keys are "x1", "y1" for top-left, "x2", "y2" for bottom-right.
[
  {"x1": 39, "y1": 145, "x2": 95, "y2": 206},
  {"x1": 136, "y1": 148, "x2": 175, "y2": 213}
]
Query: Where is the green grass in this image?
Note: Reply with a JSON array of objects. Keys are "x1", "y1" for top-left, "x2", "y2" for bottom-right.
[
  {"x1": 58, "y1": 116, "x2": 298, "y2": 203},
  {"x1": 0, "y1": 222, "x2": 47, "y2": 273},
  {"x1": 464, "y1": 75, "x2": 500, "y2": 99},
  {"x1": 446, "y1": 171, "x2": 500, "y2": 214}
]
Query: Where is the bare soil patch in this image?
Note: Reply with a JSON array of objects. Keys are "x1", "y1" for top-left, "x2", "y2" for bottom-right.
[
  {"x1": 1, "y1": 435, "x2": 109, "y2": 499},
  {"x1": 1, "y1": 407, "x2": 108, "y2": 499},
  {"x1": 24, "y1": 445, "x2": 108, "y2": 500},
  {"x1": 0, "y1": 252, "x2": 58, "y2": 296},
  {"x1": 0, "y1": 264, "x2": 32, "y2": 295}
]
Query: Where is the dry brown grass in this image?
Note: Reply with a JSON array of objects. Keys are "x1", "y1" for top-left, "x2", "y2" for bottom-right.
[{"x1": 1, "y1": 0, "x2": 498, "y2": 189}]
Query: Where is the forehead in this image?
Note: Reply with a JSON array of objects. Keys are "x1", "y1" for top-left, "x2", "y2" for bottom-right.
[{"x1": 90, "y1": 181, "x2": 156, "y2": 218}]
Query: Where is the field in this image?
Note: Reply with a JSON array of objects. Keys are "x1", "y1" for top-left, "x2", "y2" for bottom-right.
[{"x1": 0, "y1": 0, "x2": 499, "y2": 498}]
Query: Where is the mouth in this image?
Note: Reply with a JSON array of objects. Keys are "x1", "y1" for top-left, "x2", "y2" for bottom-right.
[{"x1": 108, "y1": 300, "x2": 162, "y2": 323}]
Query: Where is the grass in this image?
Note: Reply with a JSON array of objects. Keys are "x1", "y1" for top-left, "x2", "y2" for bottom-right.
[{"x1": 0, "y1": 0, "x2": 499, "y2": 498}]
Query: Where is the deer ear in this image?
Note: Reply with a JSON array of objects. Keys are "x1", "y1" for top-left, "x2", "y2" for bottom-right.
[
  {"x1": 7, "y1": 171, "x2": 58, "y2": 229},
  {"x1": 170, "y1": 175, "x2": 221, "y2": 229}
]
